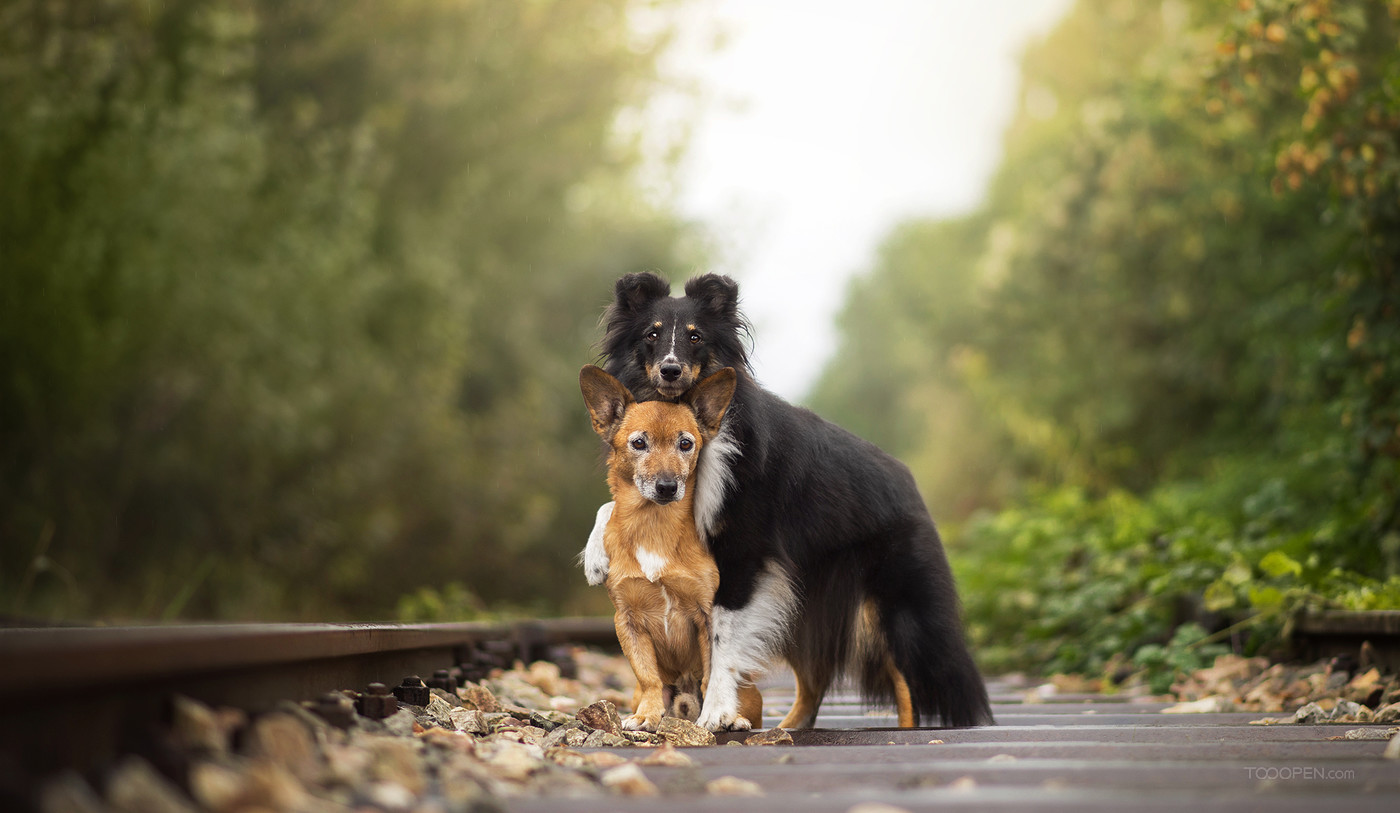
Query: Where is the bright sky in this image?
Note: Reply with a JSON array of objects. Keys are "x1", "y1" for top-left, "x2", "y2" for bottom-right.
[{"x1": 665, "y1": 0, "x2": 1072, "y2": 401}]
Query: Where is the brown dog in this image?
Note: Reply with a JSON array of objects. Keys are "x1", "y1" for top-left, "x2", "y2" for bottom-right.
[{"x1": 580, "y1": 364, "x2": 762, "y2": 731}]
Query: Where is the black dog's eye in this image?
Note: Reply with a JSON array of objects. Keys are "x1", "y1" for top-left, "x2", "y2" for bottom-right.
[
  {"x1": 678, "y1": 437, "x2": 693, "y2": 452},
  {"x1": 645, "y1": 329, "x2": 660, "y2": 342},
  {"x1": 631, "y1": 437, "x2": 647, "y2": 451},
  {"x1": 688, "y1": 332, "x2": 701, "y2": 344}
]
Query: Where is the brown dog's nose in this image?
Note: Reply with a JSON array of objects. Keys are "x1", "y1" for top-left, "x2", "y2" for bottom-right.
[
  {"x1": 655, "y1": 478, "x2": 678, "y2": 501},
  {"x1": 659, "y1": 364, "x2": 682, "y2": 382}
]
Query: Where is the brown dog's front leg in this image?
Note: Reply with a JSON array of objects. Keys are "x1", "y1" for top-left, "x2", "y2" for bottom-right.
[{"x1": 614, "y1": 611, "x2": 665, "y2": 731}]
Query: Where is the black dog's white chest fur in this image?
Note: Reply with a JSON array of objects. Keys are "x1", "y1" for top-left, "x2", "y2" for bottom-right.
[{"x1": 693, "y1": 420, "x2": 740, "y2": 539}]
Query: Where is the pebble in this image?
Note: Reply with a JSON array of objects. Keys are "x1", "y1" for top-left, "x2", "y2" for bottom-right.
[
  {"x1": 240, "y1": 712, "x2": 322, "y2": 783},
  {"x1": 487, "y1": 675, "x2": 556, "y2": 710},
  {"x1": 106, "y1": 757, "x2": 199, "y2": 813},
  {"x1": 39, "y1": 771, "x2": 107, "y2": 813},
  {"x1": 170, "y1": 696, "x2": 232, "y2": 754},
  {"x1": 420, "y1": 693, "x2": 457, "y2": 729},
  {"x1": 576, "y1": 699, "x2": 624, "y2": 734},
  {"x1": 583, "y1": 728, "x2": 633, "y2": 748},
  {"x1": 600, "y1": 763, "x2": 660, "y2": 796},
  {"x1": 744, "y1": 727, "x2": 794, "y2": 746},
  {"x1": 847, "y1": 804, "x2": 915, "y2": 813},
  {"x1": 705, "y1": 775, "x2": 765, "y2": 796},
  {"x1": 656, "y1": 716, "x2": 716, "y2": 746},
  {"x1": 459, "y1": 682, "x2": 501, "y2": 713},
  {"x1": 1293, "y1": 699, "x2": 1370, "y2": 724},
  {"x1": 639, "y1": 743, "x2": 696, "y2": 767},
  {"x1": 1333, "y1": 727, "x2": 1400, "y2": 741},
  {"x1": 449, "y1": 705, "x2": 489, "y2": 734}
]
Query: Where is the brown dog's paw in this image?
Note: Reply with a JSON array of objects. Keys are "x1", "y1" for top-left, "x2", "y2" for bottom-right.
[
  {"x1": 730, "y1": 715, "x2": 753, "y2": 731},
  {"x1": 622, "y1": 712, "x2": 662, "y2": 732}
]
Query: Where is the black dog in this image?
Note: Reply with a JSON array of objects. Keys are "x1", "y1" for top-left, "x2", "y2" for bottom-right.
[{"x1": 582, "y1": 272, "x2": 992, "y2": 730}]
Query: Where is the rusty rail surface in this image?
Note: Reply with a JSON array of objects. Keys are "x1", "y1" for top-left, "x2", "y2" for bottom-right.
[{"x1": 0, "y1": 618, "x2": 618, "y2": 798}]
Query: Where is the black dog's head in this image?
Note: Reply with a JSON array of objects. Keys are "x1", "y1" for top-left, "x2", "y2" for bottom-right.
[{"x1": 600, "y1": 272, "x2": 751, "y2": 401}]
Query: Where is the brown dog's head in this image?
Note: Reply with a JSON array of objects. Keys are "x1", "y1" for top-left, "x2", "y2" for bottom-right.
[{"x1": 580, "y1": 365, "x2": 736, "y2": 505}]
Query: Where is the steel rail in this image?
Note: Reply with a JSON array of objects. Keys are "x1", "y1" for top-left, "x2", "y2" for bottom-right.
[{"x1": 0, "y1": 618, "x2": 618, "y2": 793}]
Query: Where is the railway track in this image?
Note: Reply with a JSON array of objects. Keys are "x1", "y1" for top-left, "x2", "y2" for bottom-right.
[{"x1": 3, "y1": 618, "x2": 1399, "y2": 812}]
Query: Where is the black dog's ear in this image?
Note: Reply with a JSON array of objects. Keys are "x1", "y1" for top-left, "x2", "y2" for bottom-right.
[
  {"x1": 683, "y1": 274, "x2": 740, "y2": 320},
  {"x1": 580, "y1": 365, "x2": 634, "y2": 439},
  {"x1": 614, "y1": 272, "x2": 671, "y2": 314},
  {"x1": 684, "y1": 367, "x2": 737, "y2": 439}
]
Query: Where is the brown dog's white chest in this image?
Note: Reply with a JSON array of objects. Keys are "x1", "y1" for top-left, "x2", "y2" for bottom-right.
[{"x1": 604, "y1": 521, "x2": 717, "y2": 654}]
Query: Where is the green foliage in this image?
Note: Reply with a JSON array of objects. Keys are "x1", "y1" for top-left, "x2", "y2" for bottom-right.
[
  {"x1": 1132, "y1": 624, "x2": 1230, "y2": 694},
  {"x1": 395, "y1": 583, "x2": 515, "y2": 624},
  {"x1": 0, "y1": 0, "x2": 697, "y2": 621},
  {"x1": 817, "y1": 0, "x2": 1400, "y2": 678}
]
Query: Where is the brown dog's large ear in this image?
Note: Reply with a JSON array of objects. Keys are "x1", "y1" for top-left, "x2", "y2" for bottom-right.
[
  {"x1": 684, "y1": 367, "x2": 737, "y2": 439},
  {"x1": 614, "y1": 272, "x2": 671, "y2": 315},
  {"x1": 580, "y1": 365, "x2": 634, "y2": 438},
  {"x1": 683, "y1": 274, "x2": 740, "y2": 321}
]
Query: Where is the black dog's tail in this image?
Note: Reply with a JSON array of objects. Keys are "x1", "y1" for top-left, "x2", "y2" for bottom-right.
[{"x1": 869, "y1": 524, "x2": 994, "y2": 728}]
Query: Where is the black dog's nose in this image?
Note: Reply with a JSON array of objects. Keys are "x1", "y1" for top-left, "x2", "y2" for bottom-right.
[
  {"x1": 659, "y1": 363, "x2": 682, "y2": 382},
  {"x1": 655, "y1": 479, "x2": 678, "y2": 500}
]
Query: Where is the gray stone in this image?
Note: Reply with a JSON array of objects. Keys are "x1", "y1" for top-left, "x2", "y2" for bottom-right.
[
  {"x1": 656, "y1": 716, "x2": 716, "y2": 747},
  {"x1": 459, "y1": 682, "x2": 501, "y2": 713},
  {"x1": 530, "y1": 709, "x2": 573, "y2": 731},
  {"x1": 600, "y1": 763, "x2": 658, "y2": 796},
  {"x1": 744, "y1": 727, "x2": 794, "y2": 746},
  {"x1": 582, "y1": 729, "x2": 632, "y2": 748},
  {"x1": 449, "y1": 706, "x2": 489, "y2": 735},
  {"x1": 1375, "y1": 702, "x2": 1400, "y2": 723},
  {"x1": 621, "y1": 730, "x2": 665, "y2": 746},
  {"x1": 429, "y1": 687, "x2": 462, "y2": 707},
  {"x1": 382, "y1": 707, "x2": 419, "y2": 738},
  {"x1": 170, "y1": 696, "x2": 230, "y2": 754},
  {"x1": 420, "y1": 694, "x2": 456, "y2": 729},
  {"x1": 486, "y1": 676, "x2": 555, "y2": 710},
  {"x1": 241, "y1": 712, "x2": 322, "y2": 782},
  {"x1": 1339, "y1": 727, "x2": 1400, "y2": 740},
  {"x1": 639, "y1": 743, "x2": 695, "y2": 767},
  {"x1": 576, "y1": 700, "x2": 623, "y2": 735},
  {"x1": 38, "y1": 771, "x2": 106, "y2": 813},
  {"x1": 705, "y1": 775, "x2": 764, "y2": 796},
  {"x1": 529, "y1": 767, "x2": 604, "y2": 798},
  {"x1": 106, "y1": 757, "x2": 198, "y2": 813}
]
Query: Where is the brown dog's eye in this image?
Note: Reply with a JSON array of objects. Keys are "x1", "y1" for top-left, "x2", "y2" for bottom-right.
[
  {"x1": 678, "y1": 437, "x2": 693, "y2": 452},
  {"x1": 631, "y1": 437, "x2": 647, "y2": 451}
]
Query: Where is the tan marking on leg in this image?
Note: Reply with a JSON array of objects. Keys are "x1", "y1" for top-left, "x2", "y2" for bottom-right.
[
  {"x1": 886, "y1": 657, "x2": 915, "y2": 728},
  {"x1": 738, "y1": 683, "x2": 763, "y2": 729},
  {"x1": 776, "y1": 666, "x2": 823, "y2": 729}
]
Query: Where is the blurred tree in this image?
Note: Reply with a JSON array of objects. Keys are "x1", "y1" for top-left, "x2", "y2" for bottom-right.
[
  {"x1": 1214, "y1": 0, "x2": 1400, "y2": 554},
  {"x1": 813, "y1": 0, "x2": 1400, "y2": 673},
  {"x1": 1, "y1": 0, "x2": 701, "y2": 620},
  {"x1": 816, "y1": 0, "x2": 1341, "y2": 511}
]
